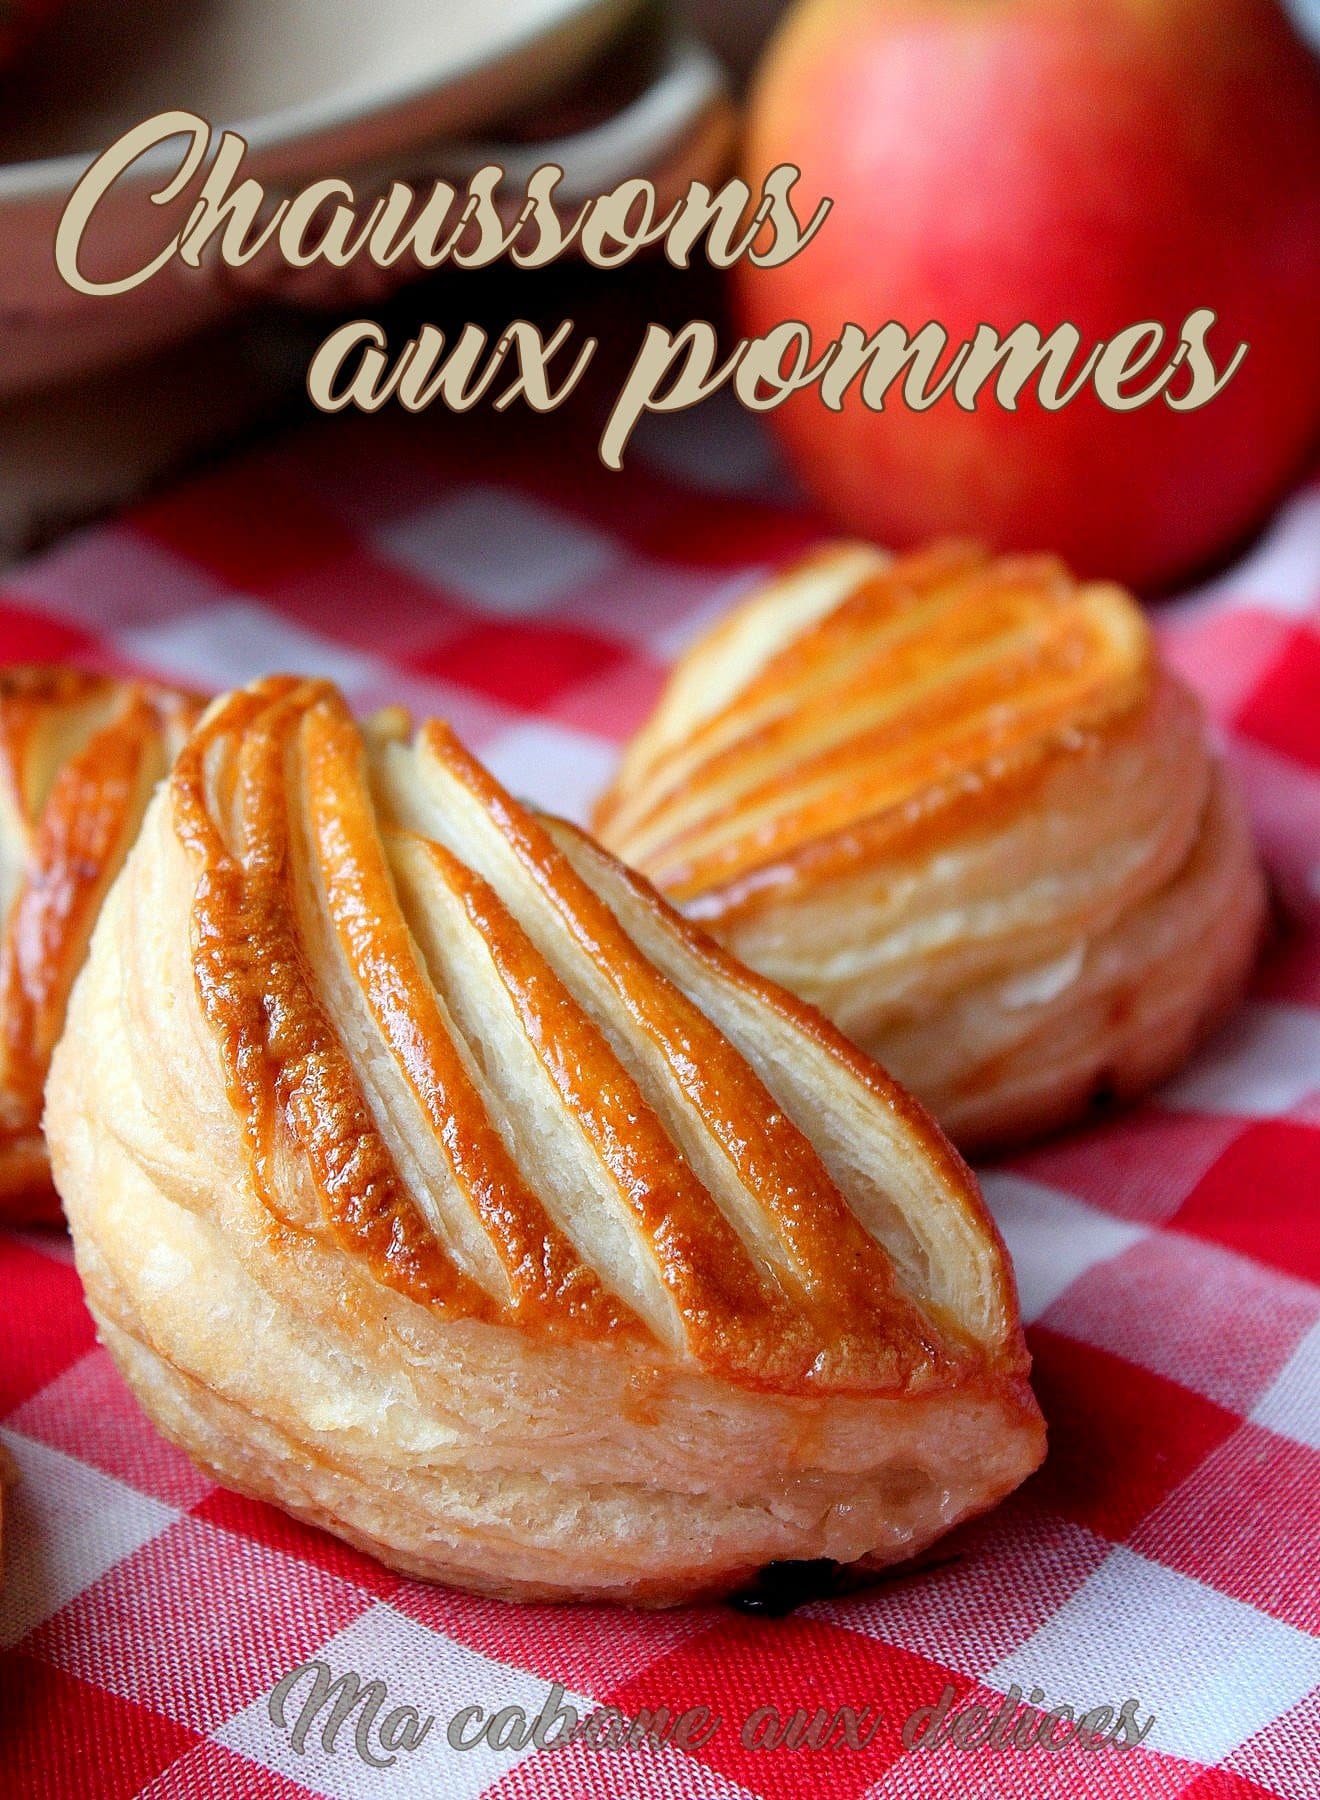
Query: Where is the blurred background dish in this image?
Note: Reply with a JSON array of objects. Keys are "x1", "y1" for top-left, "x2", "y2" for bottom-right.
[{"x1": 0, "y1": 0, "x2": 731, "y2": 395}]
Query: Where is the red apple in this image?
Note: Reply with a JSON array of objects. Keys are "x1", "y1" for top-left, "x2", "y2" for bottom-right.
[{"x1": 736, "y1": 0, "x2": 1320, "y2": 590}]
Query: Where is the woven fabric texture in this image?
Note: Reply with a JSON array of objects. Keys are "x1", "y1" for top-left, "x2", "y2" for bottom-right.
[{"x1": 1, "y1": 390, "x2": 1317, "y2": 1800}]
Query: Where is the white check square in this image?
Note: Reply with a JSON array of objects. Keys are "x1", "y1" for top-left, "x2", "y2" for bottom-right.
[
  {"x1": 0, "y1": 1429, "x2": 177, "y2": 1648},
  {"x1": 215, "y1": 1599, "x2": 594, "y2": 1800},
  {"x1": 377, "y1": 488, "x2": 620, "y2": 615},
  {"x1": 1160, "y1": 1002, "x2": 1320, "y2": 1118},
  {"x1": 631, "y1": 390, "x2": 797, "y2": 503},
  {"x1": 978, "y1": 1173, "x2": 1146, "y2": 1321},
  {"x1": 1252, "y1": 1315, "x2": 1320, "y2": 1451},
  {"x1": 6, "y1": 524, "x2": 236, "y2": 628},
  {"x1": 116, "y1": 601, "x2": 381, "y2": 702},
  {"x1": 481, "y1": 721, "x2": 619, "y2": 825},
  {"x1": 990, "y1": 1547, "x2": 1320, "y2": 1765}
]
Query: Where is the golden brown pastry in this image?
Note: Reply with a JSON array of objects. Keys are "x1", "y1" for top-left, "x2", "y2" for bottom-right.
[
  {"x1": 595, "y1": 543, "x2": 1266, "y2": 1151},
  {"x1": 47, "y1": 675, "x2": 1043, "y2": 1606},
  {"x1": 0, "y1": 666, "x2": 202, "y2": 1216}
]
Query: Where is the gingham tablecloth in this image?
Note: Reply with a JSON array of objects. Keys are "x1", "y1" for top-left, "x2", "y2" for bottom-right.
[{"x1": 0, "y1": 384, "x2": 1317, "y2": 1800}]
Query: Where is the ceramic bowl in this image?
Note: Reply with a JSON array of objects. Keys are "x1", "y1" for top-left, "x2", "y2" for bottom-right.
[{"x1": 0, "y1": 0, "x2": 730, "y2": 393}]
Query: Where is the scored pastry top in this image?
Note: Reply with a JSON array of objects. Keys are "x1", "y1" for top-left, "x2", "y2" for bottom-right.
[
  {"x1": 169, "y1": 676, "x2": 1029, "y2": 1399},
  {"x1": 0, "y1": 666, "x2": 202, "y2": 1174},
  {"x1": 593, "y1": 541, "x2": 1156, "y2": 917}
]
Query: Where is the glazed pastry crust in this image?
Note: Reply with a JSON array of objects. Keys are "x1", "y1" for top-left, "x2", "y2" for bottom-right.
[
  {"x1": 47, "y1": 677, "x2": 1043, "y2": 1605},
  {"x1": 0, "y1": 666, "x2": 201, "y2": 1215},
  {"x1": 594, "y1": 544, "x2": 1266, "y2": 1150}
]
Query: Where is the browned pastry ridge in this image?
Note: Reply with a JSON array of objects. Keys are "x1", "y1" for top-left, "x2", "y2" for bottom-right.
[
  {"x1": 0, "y1": 666, "x2": 202, "y2": 1216},
  {"x1": 594, "y1": 543, "x2": 1267, "y2": 1151},
  {"x1": 47, "y1": 676, "x2": 1044, "y2": 1606}
]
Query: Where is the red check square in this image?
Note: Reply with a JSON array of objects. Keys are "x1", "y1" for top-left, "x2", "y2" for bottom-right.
[
  {"x1": 1171, "y1": 1121, "x2": 1320, "y2": 1285},
  {"x1": 1024, "y1": 1327, "x2": 1241, "y2": 1542},
  {"x1": 619, "y1": 488, "x2": 820, "y2": 573},
  {"x1": 1181, "y1": 1772, "x2": 1294, "y2": 1800},
  {"x1": 0, "y1": 1237, "x2": 96, "y2": 1416},
  {"x1": 134, "y1": 458, "x2": 358, "y2": 592},
  {"x1": 606, "y1": 1614, "x2": 964, "y2": 1800},
  {"x1": 0, "y1": 1649, "x2": 201, "y2": 1800},
  {"x1": 136, "y1": 1738, "x2": 326, "y2": 1799},
  {"x1": 1235, "y1": 625, "x2": 1320, "y2": 769},
  {"x1": 0, "y1": 601, "x2": 96, "y2": 663},
  {"x1": 422, "y1": 619, "x2": 627, "y2": 711},
  {"x1": 1158, "y1": 606, "x2": 1298, "y2": 723}
]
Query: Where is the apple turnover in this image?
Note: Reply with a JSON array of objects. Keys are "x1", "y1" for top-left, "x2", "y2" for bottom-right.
[
  {"x1": 47, "y1": 675, "x2": 1043, "y2": 1605},
  {"x1": 594, "y1": 543, "x2": 1266, "y2": 1150},
  {"x1": 0, "y1": 666, "x2": 201, "y2": 1215}
]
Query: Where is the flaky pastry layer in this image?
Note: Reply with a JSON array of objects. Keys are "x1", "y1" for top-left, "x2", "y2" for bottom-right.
[
  {"x1": 0, "y1": 666, "x2": 201, "y2": 1214},
  {"x1": 594, "y1": 544, "x2": 1266, "y2": 1149},
  {"x1": 47, "y1": 676, "x2": 1043, "y2": 1604}
]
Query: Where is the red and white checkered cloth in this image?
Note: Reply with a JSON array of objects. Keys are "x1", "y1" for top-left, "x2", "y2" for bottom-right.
[{"x1": 1, "y1": 384, "x2": 1317, "y2": 1800}]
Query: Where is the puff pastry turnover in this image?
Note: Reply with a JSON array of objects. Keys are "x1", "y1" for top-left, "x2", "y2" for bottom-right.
[
  {"x1": 47, "y1": 675, "x2": 1043, "y2": 1605},
  {"x1": 0, "y1": 666, "x2": 201, "y2": 1214},
  {"x1": 595, "y1": 544, "x2": 1266, "y2": 1150}
]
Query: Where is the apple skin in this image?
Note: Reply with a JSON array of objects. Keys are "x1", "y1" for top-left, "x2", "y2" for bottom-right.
[{"x1": 736, "y1": 0, "x2": 1320, "y2": 590}]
